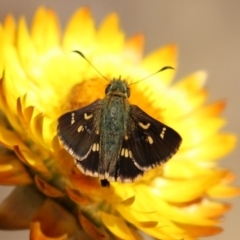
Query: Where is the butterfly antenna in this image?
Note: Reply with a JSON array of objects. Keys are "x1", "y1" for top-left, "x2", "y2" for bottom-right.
[
  {"x1": 128, "y1": 66, "x2": 174, "y2": 86},
  {"x1": 73, "y1": 50, "x2": 110, "y2": 82}
]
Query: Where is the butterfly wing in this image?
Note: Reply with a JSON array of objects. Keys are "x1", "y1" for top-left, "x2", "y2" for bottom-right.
[
  {"x1": 112, "y1": 138, "x2": 144, "y2": 182},
  {"x1": 126, "y1": 104, "x2": 182, "y2": 171},
  {"x1": 57, "y1": 99, "x2": 102, "y2": 176},
  {"x1": 58, "y1": 100, "x2": 182, "y2": 184}
]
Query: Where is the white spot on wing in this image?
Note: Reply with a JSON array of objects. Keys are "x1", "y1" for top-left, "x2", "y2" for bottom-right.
[
  {"x1": 147, "y1": 136, "x2": 154, "y2": 144},
  {"x1": 160, "y1": 127, "x2": 167, "y2": 139},
  {"x1": 84, "y1": 113, "x2": 93, "y2": 120},
  {"x1": 121, "y1": 148, "x2": 125, "y2": 156},
  {"x1": 124, "y1": 149, "x2": 129, "y2": 158},
  {"x1": 77, "y1": 125, "x2": 83, "y2": 132},
  {"x1": 71, "y1": 113, "x2": 75, "y2": 125},
  {"x1": 92, "y1": 143, "x2": 99, "y2": 152},
  {"x1": 139, "y1": 122, "x2": 150, "y2": 129}
]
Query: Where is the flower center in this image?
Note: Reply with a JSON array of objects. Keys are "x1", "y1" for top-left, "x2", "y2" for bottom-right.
[{"x1": 64, "y1": 78, "x2": 106, "y2": 112}]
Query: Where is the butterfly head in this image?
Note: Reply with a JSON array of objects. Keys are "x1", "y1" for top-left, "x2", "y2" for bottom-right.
[{"x1": 105, "y1": 79, "x2": 130, "y2": 98}]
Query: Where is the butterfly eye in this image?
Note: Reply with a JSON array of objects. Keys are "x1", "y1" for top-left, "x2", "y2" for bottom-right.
[
  {"x1": 126, "y1": 87, "x2": 131, "y2": 97},
  {"x1": 105, "y1": 84, "x2": 111, "y2": 95}
]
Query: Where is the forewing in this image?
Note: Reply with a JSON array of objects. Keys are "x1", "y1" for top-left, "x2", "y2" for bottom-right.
[
  {"x1": 57, "y1": 99, "x2": 102, "y2": 162},
  {"x1": 128, "y1": 105, "x2": 182, "y2": 171}
]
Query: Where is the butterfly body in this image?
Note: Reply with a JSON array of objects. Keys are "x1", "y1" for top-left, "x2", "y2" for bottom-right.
[
  {"x1": 57, "y1": 79, "x2": 182, "y2": 187},
  {"x1": 99, "y1": 79, "x2": 130, "y2": 181}
]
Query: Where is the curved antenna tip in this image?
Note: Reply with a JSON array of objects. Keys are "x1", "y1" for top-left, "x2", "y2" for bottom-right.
[
  {"x1": 72, "y1": 50, "x2": 110, "y2": 82},
  {"x1": 129, "y1": 66, "x2": 175, "y2": 86},
  {"x1": 72, "y1": 50, "x2": 85, "y2": 58}
]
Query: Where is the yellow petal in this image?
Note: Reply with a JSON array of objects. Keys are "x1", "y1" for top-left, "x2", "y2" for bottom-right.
[
  {"x1": 17, "y1": 16, "x2": 38, "y2": 77},
  {"x1": 162, "y1": 71, "x2": 208, "y2": 119},
  {"x1": 79, "y1": 213, "x2": 109, "y2": 240},
  {"x1": 97, "y1": 13, "x2": 124, "y2": 54},
  {"x1": 104, "y1": 183, "x2": 136, "y2": 204},
  {"x1": 175, "y1": 71, "x2": 207, "y2": 94},
  {"x1": 191, "y1": 199, "x2": 230, "y2": 218},
  {"x1": 30, "y1": 112, "x2": 44, "y2": 144},
  {"x1": 141, "y1": 44, "x2": 177, "y2": 85},
  {"x1": 69, "y1": 171, "x2": 101, "y2": 195},
  {"x1": 208, "y1": 184, "x2": 240, "y2": 198},
  {"x1": 0, "y1": 126, "x2": 26, "y2": 150},
  {"x1": 63, "y1": 8, "x2": 96, "y2": 52},
  {"x1": 176, "y1": 115, "x2": 226, "y2": 148},
  {"x1": 123, "y1": 34, "x2": 144, "y2": 63},
  {"x1": 174, "y1": 134, "x2": 237, "y2": 168},
  {"x1": 176, "y1": 224, "x2": 222, "y2": 238},
  {"x1": 3, "y1": 14, "x2": 16, "y2": 43},
  {"x1": 164, "y1": 159, "x2": 214, "y2": 179},
  {"x1": 66, "y1": 188, "x2": 90, "y2": 205},
  {"x1": 0, "y1": 152, "x2": 32, "y2": 185},
  {"x1": 116, "y1": 205, "x2": 185, "y2": 239},
  {"x1": 30, "y1": 222, "x2": 68, "y2": 240},
  {"x1": 34, "y1": 175, "x2": 64, "y2": 197},
  {"x1": 151, "y1": 170, "x2": 227, "y2": 202},
  {"x1": 17, "y1": 96, "x2": 34, "y2": 128},
  {"x1": 31, "y1": 199, "x2": 80, "y2": 238},
  {"x1": 31, "y1": 7, "x2": 60, "y2": 53},
  {"x1": 0, "y1": 77, "x2": 23, "y2": 133},
  {"x1": 137, "y1": 221, "x2": 158, "y2": 228},
  {"x1": 55, "y1": 148, "x2": 75, "y2": 175},
  {"x1": 100, "y1": 211, "x2": 136, "y2": 240},
  {"x1": 199, "y1": 100, "x2": 226, "y2": 117},
  {"x1": 14, "y1": 146, "x2": 51, "y2": 176}
]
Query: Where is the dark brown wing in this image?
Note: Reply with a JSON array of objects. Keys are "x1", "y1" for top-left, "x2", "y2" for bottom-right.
[
  {"x1": 126, "y1": 104, "x2": 182, "y2": 171},
  {"x1": 57, "y1": 99, "x2": 102, "y2": 176}
]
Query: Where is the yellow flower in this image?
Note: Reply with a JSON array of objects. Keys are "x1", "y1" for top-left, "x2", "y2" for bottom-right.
[{"x1": 0, "y1": 7, "x2": 239, "y2": 240}]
